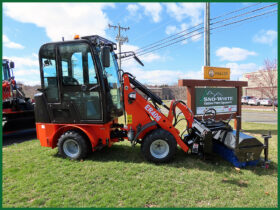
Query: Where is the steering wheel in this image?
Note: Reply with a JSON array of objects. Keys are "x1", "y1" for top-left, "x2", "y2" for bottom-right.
[
  {"x1": 202, "y1": 108, "x2": 216, "y2": 122},
  {"x1": 63, "y1": 76, "x2": 79, "y2": 85}
]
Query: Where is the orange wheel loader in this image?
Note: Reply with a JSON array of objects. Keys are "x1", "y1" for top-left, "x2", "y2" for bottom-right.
[
  {"x1": 2, "y1": 59, "x2": 35, "y2": 134},
  {"x1": 35, "y1": 35, "x2": 266, "y2": 166}
]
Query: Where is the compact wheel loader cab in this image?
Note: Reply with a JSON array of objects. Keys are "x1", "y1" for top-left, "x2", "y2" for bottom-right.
[
  {"x1": 35, "y1": 36, "x2": 125, "y2": 159},
  {"x1": 35, "y1": 35, "x2": 267, "y2": 167}
]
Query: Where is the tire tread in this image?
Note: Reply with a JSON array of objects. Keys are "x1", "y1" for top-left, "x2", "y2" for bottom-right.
[
  {"x1": 57, "y1": 130, "x2": 88, "y2": 160},
  {"x1": 142, "y1": 128, "x2": 177, "y2": 163}
]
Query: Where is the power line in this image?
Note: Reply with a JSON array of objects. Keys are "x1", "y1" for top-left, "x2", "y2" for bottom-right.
[
  {"x1": 131, "y1": 3, "x2": 265, "y2": 55},
  {"x1": 211, "y1": 3, "x2": 277, "y2": 26},
  {"x1": 123, "y1": 8, "x2": 277, "y2": 62},
  {"x1": 140, "y1": 9, "x2": 277, "y2": 58},
  {"x1": 126, "y1": 5, "x2": 277, "y2": 60},
  {"x1": 210, "y1": 2, "x2": 262, "y2": 20},
  {"x1": 135, "y1": 23, "x2": 204, "y2": 54},
  {"x1": 136, "y1": 26, "x2": 204, "y2": 55},
  {"x1": 130, "y1": 3, "x2": 276, "y2": 58},
  {"x1": 211, "y1": 8, "x2": 277, "y2": 30},
  {"x1": 212, "y1": 9, "x2": 277, "y2": 35},
  {"x1": 130, "y1": 16, "x2": 177, "y2": 43}
]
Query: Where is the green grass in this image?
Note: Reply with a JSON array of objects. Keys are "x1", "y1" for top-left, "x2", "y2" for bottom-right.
[{"x1": 2, "y1": 122, "x2": 278, "y2": 208}]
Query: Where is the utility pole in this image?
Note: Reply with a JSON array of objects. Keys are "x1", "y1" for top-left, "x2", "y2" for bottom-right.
[
  {"x1": 204, "y1": 2, "x2": 210, "y2": 66},
  {"x1": 108, "y1": 24, "x2": 130, "y2": 69}
]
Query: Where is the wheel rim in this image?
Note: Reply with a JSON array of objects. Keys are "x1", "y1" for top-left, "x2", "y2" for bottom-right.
[
  {"x1": 63, "y1": 139, "x2": 80, "y2": 158},
  {"x1": 150, "y1": 139, "x2": 169, "y2": 159}
]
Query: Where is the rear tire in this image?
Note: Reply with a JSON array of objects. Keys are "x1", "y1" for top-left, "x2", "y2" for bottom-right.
[
  {"x1": 58, "y1": 131, "x2": 88, "y2": 160},
  {"x1": 141, "y1": 129, "x2": 177, "y2": 163}
]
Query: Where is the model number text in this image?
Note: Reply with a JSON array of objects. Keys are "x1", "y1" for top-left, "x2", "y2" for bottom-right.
[{"x1": 145, "y1": 104, "x2": 161, "y2": 122}]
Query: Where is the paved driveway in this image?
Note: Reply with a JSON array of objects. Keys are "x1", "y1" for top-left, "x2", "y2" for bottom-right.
[{"x1": 242, "y1": 110, "x2": 278, "y2": 124}]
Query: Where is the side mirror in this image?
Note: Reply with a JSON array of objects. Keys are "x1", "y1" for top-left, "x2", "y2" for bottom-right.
[
  {"x1": 133, "y1": 55, "x2": 144, "y2": 66},
  {"x1": 101, "y1": 46, "x2": 110, "y2": 68},
  {"x1": 9, "y1": 61, "x2": 15, "y2": 69}
]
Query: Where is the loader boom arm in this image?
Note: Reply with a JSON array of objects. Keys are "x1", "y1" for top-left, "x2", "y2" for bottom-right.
[{"x1": 122, "y1": 73, "x2": 194, "y2": 152}]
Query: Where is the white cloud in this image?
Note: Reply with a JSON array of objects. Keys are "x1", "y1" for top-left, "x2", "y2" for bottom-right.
[
  {"x1": 253, "y1": 30, "x2": 277, "y2": 45},
  {"x1": 121, "y1": 47, "x2": 202, "y2": 85},
  {"x1": 139, "y1": 3, "x2": 163, "y2": 23},
  {"x1": 121, "y1": 43, "x2": 161, "y2": 63},
  {"x1": 4, "y1": 55, "x2": 39, "y2": 68},
  {"x1": 216, "y1": 47, "x2": 257, "y2": 62},
  {"x1": 165, "y1": 25, "x2": 177, "y2": 35},
  {"x1": 120, "y1": 67, "x2": 202, "y2": 85},
  {"x1": 127, "y1": 4, "x2": 139, "y2": 14},
  {"x1": 4, "y1": 3, "x2": 114, "y2": 41},
  {"x1": 225, "y1": 62, "x2": 259, "y2": 80},
  {"x1": 3, "y1": 55, "x2": 40, "y2": 85},
  {"x1": 165, "y1": 23, "x2": 202, "y2": 44},
  {"x1": 165, "y1": 3, "x2": 204, "y2": 25},
  {"x1": 125, "y1": 4, "x2": 142, "y2": 22},
  {"x1": 3, "y1": 34, "x2": 24, "y2": 49}
]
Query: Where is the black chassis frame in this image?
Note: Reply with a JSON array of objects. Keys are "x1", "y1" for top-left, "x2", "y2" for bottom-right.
[{"x1": 37, "y1": 36, "x2": 120, "y2": 124}]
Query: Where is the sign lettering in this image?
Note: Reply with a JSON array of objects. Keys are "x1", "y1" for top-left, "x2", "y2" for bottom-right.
[{"x1": 195, "y1": 88, "x2": 237, "y2": 115}]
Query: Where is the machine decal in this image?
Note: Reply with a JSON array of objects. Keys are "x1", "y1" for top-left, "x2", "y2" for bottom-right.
[
  {"x1": 144, "y1": 104, "x2": 161, "y2": 122},
  {"x1": 127, "y1": 114, "x2": 133, "y2": 124}
]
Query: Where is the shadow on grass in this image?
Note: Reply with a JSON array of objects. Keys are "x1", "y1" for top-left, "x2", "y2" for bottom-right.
[
  {"x1": 54, "y1": 143, "x2": 277, "y2": 176},
  {"x1": 3, "y1": 129, "x2": 37, "y2": 146},
  {"x1": 221, "y1": 178, "x2": 248, "y2": 187}
]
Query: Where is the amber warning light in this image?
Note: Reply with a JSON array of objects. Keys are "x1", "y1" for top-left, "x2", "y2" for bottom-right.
[{"x1": 74, "y1": 35, "x2": 80, "y2": 40}]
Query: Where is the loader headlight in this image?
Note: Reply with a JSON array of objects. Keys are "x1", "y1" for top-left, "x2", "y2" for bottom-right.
[{"x1": 128, "y1": 92, "x2": 136, "y2": 100}]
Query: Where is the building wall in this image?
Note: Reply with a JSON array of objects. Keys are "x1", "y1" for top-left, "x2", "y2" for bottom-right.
[
  {"x1": 147, "y1": 86, "x2": 187, "y2": 100},
  {"x1": 241, "y1": 69, "x2": 278, "y2": 98}
]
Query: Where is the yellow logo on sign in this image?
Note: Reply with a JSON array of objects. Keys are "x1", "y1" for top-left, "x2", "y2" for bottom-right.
[{"x1": 203, "y1": 66, "x2": 230, "y2": 80}]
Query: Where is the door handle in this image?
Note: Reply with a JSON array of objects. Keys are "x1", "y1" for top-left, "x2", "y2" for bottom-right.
[{"x1": 89, "y1": 84, "x2": 99, "y2": 91}]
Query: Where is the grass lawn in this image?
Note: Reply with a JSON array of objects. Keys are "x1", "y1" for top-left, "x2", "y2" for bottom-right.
[{"x1": 2, "y1": 122, "x2": 278, "y2": 208}]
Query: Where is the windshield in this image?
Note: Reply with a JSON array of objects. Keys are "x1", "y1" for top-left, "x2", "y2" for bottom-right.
[
  {"x1": 105, "y1": 52, "x2": 122, "y2": 109},
  {"x1": 98, "y1": 50, "x2": 123, "y2": 117},
  {"x1": 2, "y1": 62, "x2": 11, "y2": 81}
]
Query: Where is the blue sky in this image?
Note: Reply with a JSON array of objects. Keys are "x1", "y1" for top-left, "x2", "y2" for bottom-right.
[{"x1": 2, "y1": 2, "x2": 277, "y2": 85}]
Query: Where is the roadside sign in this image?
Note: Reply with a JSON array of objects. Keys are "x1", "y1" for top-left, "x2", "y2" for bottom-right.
[
  {"x1": 195, "y1": 88, "x2": 237, "y2": 115},
  {"x1": 203, "y1": 66, "x2": 230, "y2": 80}
]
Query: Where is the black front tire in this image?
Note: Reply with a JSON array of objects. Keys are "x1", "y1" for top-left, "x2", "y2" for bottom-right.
[
  {"x1": 141, "y1": 129, "x2": 177, "y2": 163},
  {"x1": 57, "y1": 131, "x2": 89, "y2": 160}
]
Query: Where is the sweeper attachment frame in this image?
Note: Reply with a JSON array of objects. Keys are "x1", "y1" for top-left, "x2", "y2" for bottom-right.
[{"x1": 35, "y1": 35, "x2": 269, "y2": 167}]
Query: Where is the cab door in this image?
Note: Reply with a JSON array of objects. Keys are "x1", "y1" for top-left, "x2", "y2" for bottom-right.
[{"x1": 57, "y1": 41, "x2": 103, "y2": 123}]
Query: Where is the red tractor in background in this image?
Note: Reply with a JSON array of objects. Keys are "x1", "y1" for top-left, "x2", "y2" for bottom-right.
[
  {"x1": 34, "y1": 35, "x2": 267, "y2": 167},
  {"x1": 2, "y1": 59, "x2": 35, "y2": 134}
]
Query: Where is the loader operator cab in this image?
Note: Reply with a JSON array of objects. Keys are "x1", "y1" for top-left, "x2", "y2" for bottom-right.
[
  {"x1": 36, "y1": 35, "x2": 123, "y2": 124},
  {"x1": 2, "y1": 59, "x2": 14, "y2": 81}
]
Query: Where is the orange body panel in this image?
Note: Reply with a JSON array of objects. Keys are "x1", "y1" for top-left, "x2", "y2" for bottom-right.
[
  {"x1": 37, "y1": 73, "x2": 194, "y2": 154},
  {"x1": 123, "y1": 75, "x2": 192, "y2": 152},
  {"x1": 2, "y1": 81, "x2": 11, "y2": 101},
  {"x1": 36, "y1": 121, "x2": 117, "y2": 151}
]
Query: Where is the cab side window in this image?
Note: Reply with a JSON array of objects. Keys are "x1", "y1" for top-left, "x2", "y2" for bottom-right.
[
  {"x1": 40, "y1": 44, "x2": 59, "y2": 103},
  {"x1": 59, "y1": 43, "x2": 98, "y2": 86}
]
